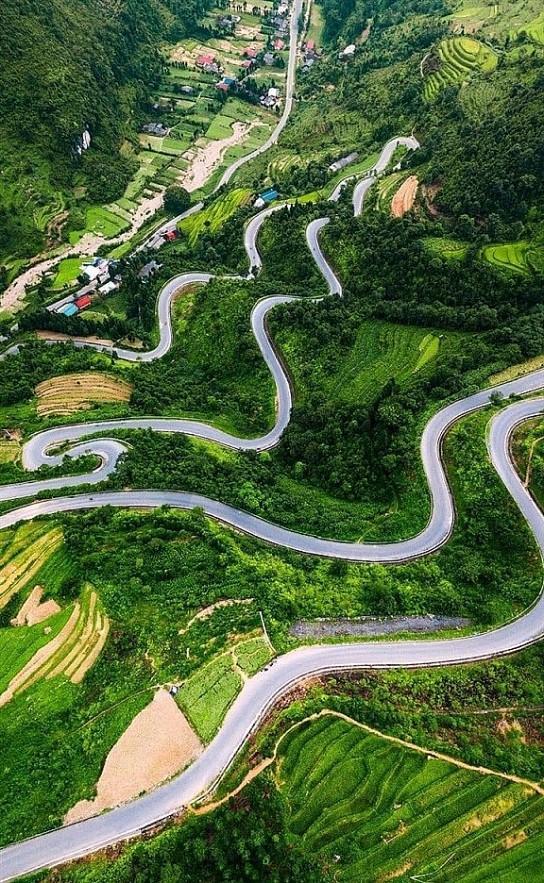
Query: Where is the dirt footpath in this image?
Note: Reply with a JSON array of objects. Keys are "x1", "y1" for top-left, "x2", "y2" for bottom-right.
[{"x1": 64, "y1": 689, "x2": 203, "y2": 824}]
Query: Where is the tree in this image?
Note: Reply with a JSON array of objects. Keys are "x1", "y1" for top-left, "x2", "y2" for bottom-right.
[{"x1": 164, "y1": 186, "x2": 191, "y2": 216}]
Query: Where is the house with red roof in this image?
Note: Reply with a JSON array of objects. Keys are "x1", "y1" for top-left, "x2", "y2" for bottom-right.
[
  {"x1": 196, "y1": 54, "x2": 214, "y2": 67},
  {"x1": 243, "y1": 47, "x2": 257, "y2": 58},
  {"x1": 273, "y1": 38, "x2": 285, "y2": 50}
]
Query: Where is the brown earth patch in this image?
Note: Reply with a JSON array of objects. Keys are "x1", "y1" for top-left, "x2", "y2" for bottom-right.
[
  {"x1": 391, "y1": 175, "x2": 419, "y2": 218},
  {"x1": 11, "y1": 586, "x2": 61, "y2": 626},
  {"x1": 503, "y1": 830, "x2": 527, "y2": 850},
  {"x1": 64, "y1": 689, "x2": 203, "y2": 824}
]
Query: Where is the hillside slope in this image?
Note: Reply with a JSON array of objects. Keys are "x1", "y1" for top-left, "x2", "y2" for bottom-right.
[{"x1": 0, "y1": 0, "x2": 207, "y2": 267}]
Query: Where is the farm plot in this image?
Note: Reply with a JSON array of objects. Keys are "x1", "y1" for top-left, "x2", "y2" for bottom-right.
[
  {"x1": 0, "y1": 584, "x2": 110, "y2": 705},
  {"x1": 0, "y1": 441, "x2": 19, "y2": 463},
  {"x1": 324, "y1": 321, "x2": 455, "y2": 405},
  {"x1": 178, "y1": 654, "x2": 243, "y2": 742},
  {"x1": 483, "y1": 241, "x2": 544, "y2": 275},
  {"x1": 177, "y1": 188, "x2": 251, "y2": 245},
  {"x1": 276, "y1": 714, "x2": 544, "y2": 882},
  {"x1": 375, "y1": 171, "x2": 407, "y2": 211},
  {"x1": 424, "y1": 37, "x2": 498, "y2": 101},
  {"x1": 0, "y1": 525, "x2": 63, "y2": 609},
  {"x1": 35, "y1": 372, "x2": 133, "y2": 417},
  {"x1": 390, "y1": 175, "x2": 419, "y2": 217},
  {"x1": 235, "y1": 636, "x2": 273, "y2": 676},
  {"x1": 51, "y1": 257, "x2": 84, "y2": 290}
]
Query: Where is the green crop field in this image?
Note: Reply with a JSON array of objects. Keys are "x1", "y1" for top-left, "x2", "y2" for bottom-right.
[
  {"x1": 424, "y1": 37, "x2": 498, "y2": 102},
  {"x1": 276, "y1": 319, "x2": 463, "y2": 409},
  {"x1": 177, "y1": 188, "x2": 251, "y2": 245},
  {"x1": 235, "y1": 636, "x2": 273, "y2": 676},
  {"x1": 80, "y1": 206, "x2": 129, "y2": 240},
  {"x1": 522, "y1": 11, "x2": 544, "y2": 44},
  {"x1": 0, "y1": 583, "x2": 109, "y2": 705},
  {"x1": 178, "y1": 653, "x2": 243, "y2": 742},
  {"x1": 482, "y1": 241, "x2": 544, "y2": 275},
  {"x1": 276, "y1": 715, "x2": 544, "y2": 882},
  {"x1": 51, "y1": 257, "x2": 83, "y2": 289},
  {"x1": 423, "y1": 236, "x2": 470, "y2": 260},
  {"x1": 375, "y1": 171, "x2": 407, "y2": 211}
]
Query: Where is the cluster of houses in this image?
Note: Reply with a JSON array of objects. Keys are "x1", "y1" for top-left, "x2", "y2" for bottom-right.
[
  {"x1": 215, "y1": 12, "x2": 241, "y2": 30},
  {"x1": 142, "y1": 122, "x2": 170, "y2": 138},
  {"x1": 49, "y1": 258, "x2": 121, "y2": 318},
  {"x1": 302, "y1": 38, "x2": 319, "y2": 72}
]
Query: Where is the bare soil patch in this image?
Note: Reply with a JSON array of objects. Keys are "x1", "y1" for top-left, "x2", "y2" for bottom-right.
[
  {"x1": 35, "y1": 371, "x2": 132, "y2": 417},
  {"x1": 391, "y1": 175, "x2": 419, "y2": 218},
  {"x1": 11, "y1": 586, "x2": 61, "y2": 626},
  {"x1": 65, "y1": 689, "x2": 203, "y2": 823}
]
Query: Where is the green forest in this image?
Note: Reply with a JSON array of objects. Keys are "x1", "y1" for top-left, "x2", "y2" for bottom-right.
[{"x1": 0, "y1": 0, "x2": 213, "y2": 263}]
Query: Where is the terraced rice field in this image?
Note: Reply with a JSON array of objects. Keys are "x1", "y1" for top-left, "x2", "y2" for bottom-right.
[
  {"x1": 0, "y1": 525, "x2": 63, "y2": 609},
  {"x1": 326, "y1": 321, "x2": 452, "y2": 405},
  {"x1": 424, "y1": 37, "x2": 498, "y2": 101},
  {"x1": 423, "y1": 236, "x2": 470, "y2": 260},
  {"x1": 35, "y1": 372, "x2": 133, "y2": 417},
  {"x1": 0, "y1": 584, "x2": 110, "y2": 706},
  {"x1": 276, "y1": 715, "x2": 544, "y2": 882},
  {"x1": 177, "y1": 188, "x2": 252, "y2": 245},
  {"x1": 0, "y1": 441, "x2": 19, "y2": 464},
  {"x1": 483, "y1": 241, "x2": 544, "y2": 275},
  {"x1": 375, "y1": 172, "x2": 407, "y2": 211}
]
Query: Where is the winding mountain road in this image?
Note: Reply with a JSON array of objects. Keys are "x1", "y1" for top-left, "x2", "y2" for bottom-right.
[{"x1": 1, "y1": 104, "x2": 544, "y2": 883}]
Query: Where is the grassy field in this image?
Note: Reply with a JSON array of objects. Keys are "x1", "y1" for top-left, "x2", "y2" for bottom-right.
[
  {"x1": 51, "y1": 257, "x2": 84, "y2": 290},
  {"x1": 276, "y1": 714, "x2": 544, "y2": 881},
  {"x1": 423, "y1": 236, "x2": 470, "y2": 260},
  {"x1": 306, "y1": 1, "x2": 324, "y2": 45},
  {"x1": 35, "y1": 371, "x2": 133, "y2": 417},
  {"x1": 424, "y1": 37, "x2": 498, "y2": 101},
  {"x1": 177, "y1": 188, "x2": 251, "y2": 245}
]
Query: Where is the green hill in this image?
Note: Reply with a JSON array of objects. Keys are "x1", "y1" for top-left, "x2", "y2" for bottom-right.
[{"x1": 0, "y1": 0, "x2": 209, "y2": 266}]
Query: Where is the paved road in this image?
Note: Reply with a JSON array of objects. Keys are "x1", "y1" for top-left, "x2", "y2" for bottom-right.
[{"x1": 4, "y1": 138, "x2": 544, "y2": 879}]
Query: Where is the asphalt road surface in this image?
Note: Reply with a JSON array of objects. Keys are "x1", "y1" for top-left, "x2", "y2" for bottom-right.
[{"x1": 2, "y1": 118, "x2": 544, "y2": 883}]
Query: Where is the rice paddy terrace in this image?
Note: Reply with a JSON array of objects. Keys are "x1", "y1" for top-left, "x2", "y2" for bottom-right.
[
  {"x1": 0, "y1": 525, "x2": 109, "y2": 706},
  {"x1": 423, "y1": 37, "x2": 497, "y2": 101},
  {"x1": 277, "y1": 714, "x2": 544, "y2": 882},
  {"x1": 483, "y1": 241, "x2": 544, "y2": 276}
]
